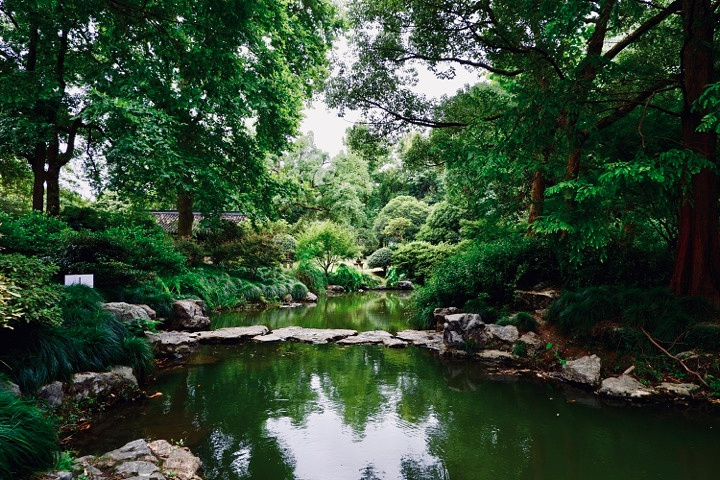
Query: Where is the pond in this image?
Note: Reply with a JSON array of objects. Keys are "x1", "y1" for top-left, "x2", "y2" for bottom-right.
[{"x1": 73, "y1": 292, "x2": 720, "y2": 480}]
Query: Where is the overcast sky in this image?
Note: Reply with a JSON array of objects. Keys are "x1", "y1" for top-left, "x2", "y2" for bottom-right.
[{"x1": 299, "y1": 37, "x2": 479, "y2": 157}]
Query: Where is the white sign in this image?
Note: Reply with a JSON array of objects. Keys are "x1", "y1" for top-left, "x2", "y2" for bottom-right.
[{"x1": 64, "y1": 274, "x2": 94, "y2": 288}]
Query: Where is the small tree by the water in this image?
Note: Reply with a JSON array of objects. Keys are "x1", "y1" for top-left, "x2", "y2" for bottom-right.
[{"x1": 296, "y1": 221, "x2": 359, "y2": 281}]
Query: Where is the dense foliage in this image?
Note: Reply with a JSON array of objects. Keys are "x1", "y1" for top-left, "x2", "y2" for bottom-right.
[{"x1": 0, "y1": 389, "x2": 58, "y2": 480}]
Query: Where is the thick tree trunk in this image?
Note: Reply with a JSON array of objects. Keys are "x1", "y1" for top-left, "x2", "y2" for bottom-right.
[
  {"x1": 670, "y1": 0, "x2": 720, "y2": 303},
  {"x1": 177, "y1": 194, "x2": 194, "y2": 238},
  {"x1": 30, "y1": 144, "x2": 46, "y2": 212},
  {"x1": 45, "y1": 167, "x2": 61, "y2": 216},
  {"x1": 45, "y1": 139, "x2": 61, "y2": 215},
  {"x1": 528, "y1": 169, "x2": 546, "y2": 224}
]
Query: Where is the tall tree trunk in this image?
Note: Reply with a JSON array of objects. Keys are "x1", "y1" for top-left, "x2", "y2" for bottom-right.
[
  {"x1": 177, "y1": 193, "x2": 194, "y2": 238},
  {"x1": 45, "y1": 167, "x2": 61, "y2": 216},
  {"x1": 45, "y1": 139, "x2": 61, "y2": 215},
  {"x1": 30, "y1": 144, "x2": 46, "y2": 212},
  {"x1": 528, "y1": 169, "x2": 546, "y2": 225},
  {"x1": 670, "y1": 0, "x2": 720, "y2": 303}
]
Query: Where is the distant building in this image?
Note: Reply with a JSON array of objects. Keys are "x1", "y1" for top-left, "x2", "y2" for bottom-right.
[{"x1": 149, "y1": 211, "x2": 246, "y2": 233}]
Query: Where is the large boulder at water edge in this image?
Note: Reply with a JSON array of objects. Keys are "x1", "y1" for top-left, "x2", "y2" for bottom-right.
[
  {"x1": 598, "y1": 375, "x2": 655, "y2": 399},
  {"x1": 103, "y1": 302, "x2": 156, "y2": 322},
  {"x1": 146, "y1": 331, "x2": 200, "y2": 357},
  {"x1": 433, "y1": 307, "x2": 462, "y2": 330},
  {"x1": 71, "y1": 366, "x2": 139, "y2": 401},
  {"x1": 171, "y1": 299, "x2": 210, "y2": 331},
  {"x1": 396, "y1": 280, "x2": 414, "y2": 290},
  {"x1": 305, "y1": 291, "x2": 318, "y2": 302},
  {"x1": 561, "y1": 354, "x2": 602, "y2": 387},
  {"x1": 443, "y1": 313, "x2": 519, "y2": 350}
]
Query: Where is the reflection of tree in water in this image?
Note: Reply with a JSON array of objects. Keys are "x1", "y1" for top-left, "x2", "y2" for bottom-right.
[
  {"x1": 75, "y1": 340, "x2": 720, "y2": 480},
  {"x1": 212, "y1": 291, "x2": 413, "y2": 333}
]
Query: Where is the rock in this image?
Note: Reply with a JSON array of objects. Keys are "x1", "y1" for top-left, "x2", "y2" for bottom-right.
[
  {"x1": 71, "y1": 366, "x2": 138, "y2": 401},
  {"x1": 517, "y1": 332, "x2": 544, "y2": 353},
  {"x1": 396, "y1": 280, "x2": 414, "y2": 290},
  {"x1": 172, "y1": 299, "x2": 210, "y2": 331},
  {"x1": 73, "y1": 439, "x2": 202, "y2": 480},
  {"x1": 327, "y1": 284, "x2": 345, "y2": 293},
  {"x1": 104, "y1": 439, "x2": 154, "y2": 462},
  {"x1": 115, "y1": 460, "x2": 160, "y2": 476},
  {"x1": 514, "y1": 289, "x2": 560, "y2": 311},
  {"x1": 443, "y1": 313, "x2": 484, "y2": 348},
  {"x1": 103, "y1": 302, "x2": 154, "y2": 322},
  {"x1": 37, "y1": 381, "x2": 64, "y2": 407},
  {"x1": 485, "y1": 324, "x2": 519, "y2": 344},
  {"x1": 598, "y1": 375, "x2": 655, "y2": 399},
  {"x1": 475, "y1": 350, "x2": 515, "y2": 364},
  {"x1": 433, "y1": 307, "x2": 462, "y2": 330},
  {"x1": 196, "y1": 325, "x2": 269, "y2": 344},
  {"x1": 0, "y1": 379, "x2": 21, "y2": 397},
  {"x1": 382, "y1": 337, "x2": 408, "y2": 348},
  {"x1": 336, "y1": 330, "x2": 393, "y2": 345},
  {"x1": 279, "y1": 302, "x2": 303, "y2": 308},
  {"x1": 146, "y1": 331, "x2": 199, "y2": 357},
  {"x1": 562, "y1": 354, "x2": 601, "y2": 387},
  {"x1": 396, "y1": 330, "x2": 444, "y2": 350},
  {"x1": 656, "y1": 382, "x2": 700, "y2": 397},
  {"x1": 162, "y1": 448, "x2": 202, "y2": 480},
  {"x1": 253, "y1": 333, "x2": 282, "y2": 343},
  {"x1": 282, "y1": 294, "x2": 293, "y2": 303},
  {"x1": 270, "y1": 326, "x2": 357, "y2": 344},
  {"x1": 305, "y1": 291, "x2": 318, "y2": 302}
]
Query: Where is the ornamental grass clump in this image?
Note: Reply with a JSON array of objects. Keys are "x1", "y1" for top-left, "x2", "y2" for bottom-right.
[{"x1": 0, "y1": 389, "x2": 59, "y2": 480}]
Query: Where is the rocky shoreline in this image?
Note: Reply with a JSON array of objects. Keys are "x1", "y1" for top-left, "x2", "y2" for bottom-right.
[{"x1": 42, "y1": 438, "x2": 203, "y2": 480}]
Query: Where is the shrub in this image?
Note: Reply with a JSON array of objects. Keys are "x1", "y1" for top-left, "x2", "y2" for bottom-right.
[
  {"x1": 0, "y1": 389, "x2": 59, "y2": 480},
  {"x1": 0, "y1": 254, "x2": 64, "y2": 329},
  {"x1": 367, "y1": 247, "x2": 393, "y2": 271},
  {"x1": 0, "y1": 285, "x2": 154, "y2": 393},
  {"x1": 0, "y1": 211, "x2": 70, "y2": 256},
  {"x1": 291, "y1": 282, "x2": 309, "y2": 301},
  {"x1": 273, "y1": 234, "x2": 297, "y2": 259},
  {"x1": 547, "y1": 286, "x2": 715, "y2": 344},
  {"x1": 328, "y1": 264, "x2": 379, "y2": 292},
  {"x1": 173, "y1": 238, "x2": 205, "y2": 267},
  {"x1": 294, "y1": 261, "x2": 327, "y2": 292},
  {"x1": 498, "y1": 312, "x2": 539, "y2": 333},
  {"x1": 392, "y1": 241, "x2": 457, "y2": 284},
  {"x1": 115, "y1": 278, "x2": 175, "y2": 318},
  {"x1": 52, "y1": 226, "x2": 186, "y2": 288},
  {"x1": 412, "y1": 237, "x2": 550, "y2": 328}
]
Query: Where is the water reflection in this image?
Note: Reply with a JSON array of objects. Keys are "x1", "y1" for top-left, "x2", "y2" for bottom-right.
[
  {"x1": 72, "y1": 292, "x2": 720, "y2": 480},
  {"x1": 212, "y1": 291, "x2": 413, "y2": 333}
]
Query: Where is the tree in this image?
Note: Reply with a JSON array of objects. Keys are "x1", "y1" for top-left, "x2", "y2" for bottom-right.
[
  {"x1": 382, "y1": 217, "x2": 413, "y2": 243},
  {"x1": 373, "y1": 196, "x2": 430, "y2": 244},
  {"x1": 367, "y1": 247, "x2": 393, "y2": 272},
  {"x1": 417, "y1": 201, "x2": 468, "y2": 244},
  {"x1": 0, "y1": 0, "x2": 340, "y2": 223},
  {"x1": 297, "y1": 221, "x2": 359, "y2": 281},
  {"x1": 669, "y1": 0, "x2": 720, "y2": 302}
]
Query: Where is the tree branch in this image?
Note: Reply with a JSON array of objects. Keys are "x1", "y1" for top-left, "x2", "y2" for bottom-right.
[
  {"x1": 640, "y1": 327, "x2": 708, "y2": 387},
  {"x1": 604, "y1": 0, "x2": 681, "y2": 61},
  {"x1": 595, "y1": 79, "x2": 680, "y2": 130}
]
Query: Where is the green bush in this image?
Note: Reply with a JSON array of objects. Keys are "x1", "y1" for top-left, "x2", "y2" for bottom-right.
[
  {"x1": 294, "y1": 261, "x2": 327, "y2": 292},
  {"x1": 547, "y1": 286, "x2": 715, "y2": 344},
  {"x1": 367, "y1": 247, "x2": 393, "y2": 271},
  {"x1": 0, "y1": 389, "x2": 59, "y2": 480},
  {"x1": 52, "y1": 226, "x2": 186, "y2": 288},
  {"x1": 291, "y1": 282, "x2": 309, "y2": 301},
  {"x1": 498, "y1": 312, "x2": 539, "y2": 333},
  {"x1": 0, "y1": 254, "x2": 64, "y2": 329},
  {"x1": 416, "y1": 201, "x2": 468, "y2": 244},
  {"x1": 328, "y1": 264, "x2": 379, "y2": 292},
  {"x1": 412, "y1": 237, "x2": 549, "y2": 328},
  {"x1": 0, "y1": 211, "x2": 70, "y2": 256},
  {"x1": 393, "y1": 241, "x2": 458, "y2": 285},
  {"x1": 686, "y1": 324, "x2": 720, "y2": 351},
  {"x1": 0, "y1": 285, "x2": 154, "y2": 392},
  {"x1": 115, "y1": 278, "x2": 175, "y2": 318},
  {"x1": 211, "y1": 234, "x2": 284, "y2": 275},
  {"x1": 59, "y1": 205, "x2": 156, "y2": 232}
]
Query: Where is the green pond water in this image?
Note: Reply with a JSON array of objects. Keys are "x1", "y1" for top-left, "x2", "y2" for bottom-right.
[{"x1": 74, "y1": 292, "x2": 720, "y2": 480}]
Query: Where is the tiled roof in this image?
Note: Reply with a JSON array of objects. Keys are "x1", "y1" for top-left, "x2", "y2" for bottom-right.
[{"x1": 149, "y1": 211, "x2": 246, "y2": 232}]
